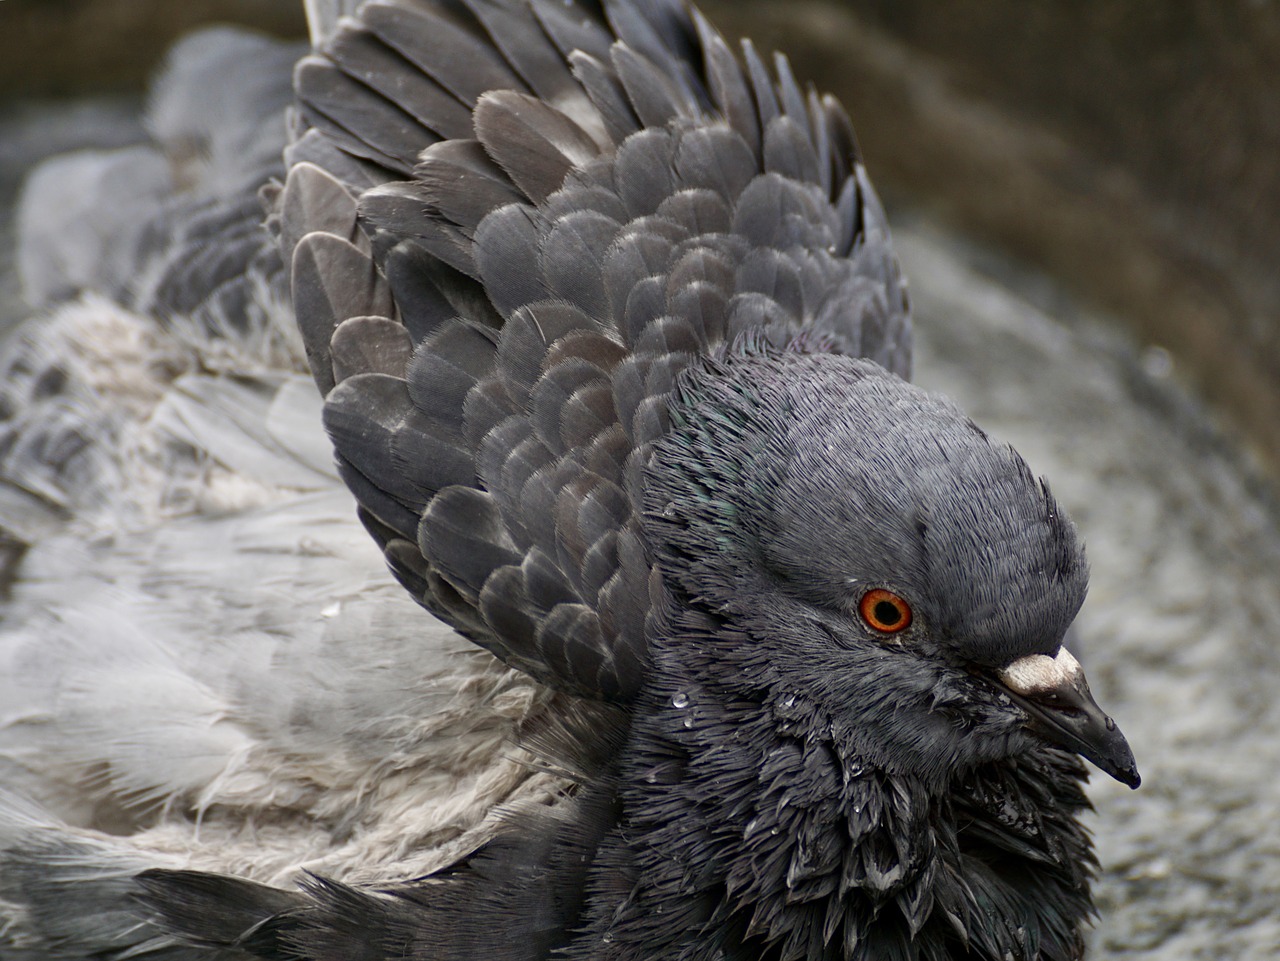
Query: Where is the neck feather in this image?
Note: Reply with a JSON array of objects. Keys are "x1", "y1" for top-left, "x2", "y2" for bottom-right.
[{"x1": 588, "y1": 620, "x2": 1097, "y2": 961}]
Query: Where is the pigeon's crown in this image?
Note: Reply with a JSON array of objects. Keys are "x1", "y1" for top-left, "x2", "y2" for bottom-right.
[{"x1": 658, "y1": 349, "x2": 1089, "y2": 669}]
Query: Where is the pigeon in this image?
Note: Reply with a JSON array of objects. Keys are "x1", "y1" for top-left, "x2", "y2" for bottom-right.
[{"x1": 0, "y1": 1, "x2": 1139, "y2": 960}]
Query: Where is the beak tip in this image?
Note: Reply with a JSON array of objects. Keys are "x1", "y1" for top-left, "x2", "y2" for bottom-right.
[
  {"x1": 1108, "y1": 746, "x2": 1142, "y2": 790},
  {"x1": 1114, "y1": 763, "x2": 1142, "y2": 790},
  {"x1": 1090, "y1": 723, "x2": 1141, "y2": 789}
]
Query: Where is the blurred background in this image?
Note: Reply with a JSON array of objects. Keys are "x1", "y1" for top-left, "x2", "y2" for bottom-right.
[{"x1": 1, "y1": 2, "x2": 1278, "y2": 958}]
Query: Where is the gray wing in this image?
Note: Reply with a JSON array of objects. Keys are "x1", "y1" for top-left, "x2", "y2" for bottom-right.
[{"x1": 283, "y1": 0, "x2": 911, "y2": 703}]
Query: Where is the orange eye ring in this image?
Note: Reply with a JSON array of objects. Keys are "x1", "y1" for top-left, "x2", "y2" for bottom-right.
[{"x1": 859, "y1": 589, "x2": 912, "y2": 634}]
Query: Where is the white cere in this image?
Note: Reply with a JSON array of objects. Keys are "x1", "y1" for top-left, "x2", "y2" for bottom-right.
[{"x1": 998, "y1": 647, "x2": 1081, "y2": 696}]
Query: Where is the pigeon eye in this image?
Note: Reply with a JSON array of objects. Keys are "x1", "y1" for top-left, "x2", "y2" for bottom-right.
[{"x1": 859, "y1": 589, "x2": 912, "y2": 634}]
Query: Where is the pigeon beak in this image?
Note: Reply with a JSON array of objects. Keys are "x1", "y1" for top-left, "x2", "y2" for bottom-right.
[{"x1": 994, "y1": 648, "x2": 1141, "y2": 789}]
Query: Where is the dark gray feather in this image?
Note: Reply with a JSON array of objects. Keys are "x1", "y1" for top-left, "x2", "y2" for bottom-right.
[
  {"x1": 653, "y1": 187, "x2": 731, "y2": 236},
  {"x1": 420, "y1": 486, "x2": 520, "y2": 601},
  {"x1": 360, "y1": 0, "x2": 524, "y2": 104},
  {"x1": 619, "y1": 275, "x2": 668, "y2": 347},
  {"x1": 741, "y1": 38, "x2": 781, "y2": 138},
  {"x1": 295, "y1": 55, "x2": 434, "y2": 174},
  {"x1": 667, "y1": 280, "x2": 728, "y2": 347},
  {"x1": 735, "y1": 247, "x2": 807, "y2": 321},
  {"x1": 567, "y1": 51, "x2": 641, "y2": 145},
  {"x1": 806, "y1": 87, "x2": 835, "y2": 197},
  {"x1": 291, "y1": 231, "x2": 395, "y2": 393},
  {"x1": 381, "y1": 241, "x2": 462, "y2": 340},
  {"x1": 464, "y1": 0, "x2": 603, "y2": 140},
  {"x1": 530, "y1": 359, "x2": 611, "y2": 455},
  {"x1": 531, "y1": 0, "x2": 615, "y2": 63},
  {"x1": 772, "y1": 51, "x2": 809, "y2": 126},
  {"x1": 278, "y1": 162, "x2": 360, "y2": 269},
  {"x1": 326, "y1": 20, "x2": 474, "y2": 140},
  {"x1": 693, "y1": 7, "x2": 759, "y2": 151},
  {"x1": 330, "y1": 315, "x2": 414, "y2": 381},
  {"x1": 731, "y1": 173, "x2": 837, "y2": 251},
  {"x1": 633, "y1": 315, "x2": 704, "y2": 358},
  {"x1": 285, "y1": 126, "x2": 388, "y2": 190},
  {"x1": 473, "y1": 204, "x2": 547, "y2": 317},
  {"x1": 603, "y1": 0, "x2": 703, "y2": 111},
  {"x1": 323, "y1": 373, "x2": 433, "y2": 513},
  {"x1": 542, "y1": 180, "x2": 631, "y2": 226},
  {"x1": 610, "y1": 43, "x2": 697, "y2": 129},
  {"x1": 611, "y1": 128, "x2": 678, "y2": 218},
  {"x1": 539, "y1": 210, "x2": 621, "y2": 320},
  {"x1": 415, "y1": 140, "x2": 525, "y2": 234},
  {"x1": 474, "y1": 91, "x2": 599, "y2": 202},
  {"x1": 602, "y1": 228, "x2": 676, "y2": 324},
  {"x1": 672, "y1": 125, "x2": 757, "y2": 204},
  {"x1": 763, "y1": 115, "x2": 822, "y2": 188}
]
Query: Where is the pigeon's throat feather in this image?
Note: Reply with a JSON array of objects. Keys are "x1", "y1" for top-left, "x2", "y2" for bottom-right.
[{"x1": 588, "y1": 669, "x2": 1098, "y2": 961}]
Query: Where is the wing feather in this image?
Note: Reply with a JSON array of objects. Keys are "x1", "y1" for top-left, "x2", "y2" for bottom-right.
[{"x1": 280, "y1": 0, "x2": 911, "y2": 703}]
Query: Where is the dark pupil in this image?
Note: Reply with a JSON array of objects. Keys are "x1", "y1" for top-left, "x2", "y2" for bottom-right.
[{"x1": 873, "y1": 600, "x2": 902, "y2": 626}]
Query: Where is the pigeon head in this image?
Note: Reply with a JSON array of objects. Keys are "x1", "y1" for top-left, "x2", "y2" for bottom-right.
[{"x1": 647, "y1": 347, "x2": 1138, "y2": 789}]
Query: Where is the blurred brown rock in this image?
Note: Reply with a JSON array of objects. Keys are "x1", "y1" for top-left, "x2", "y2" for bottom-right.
[{"x1": 0, "y1": 0, "x2": 304, "y2": 95}]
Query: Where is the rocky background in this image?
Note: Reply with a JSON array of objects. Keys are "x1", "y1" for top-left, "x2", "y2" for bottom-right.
[{"x1": 1, "y1": 2, "x2": 1278, "y2": 958}]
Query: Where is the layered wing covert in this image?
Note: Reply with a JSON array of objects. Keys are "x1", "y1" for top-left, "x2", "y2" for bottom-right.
[{"x1": 280, "y1": 0, "x2": 911, "y2": 702}]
